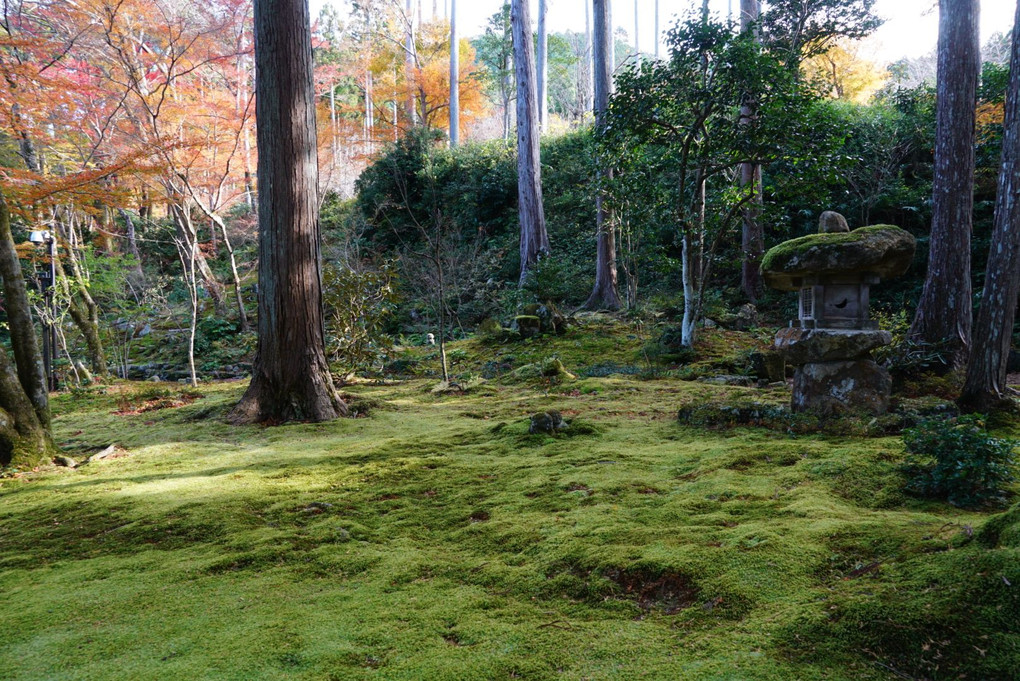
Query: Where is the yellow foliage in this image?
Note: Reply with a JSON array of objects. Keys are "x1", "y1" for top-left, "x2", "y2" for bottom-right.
[
  {"x1": 803, "y1": 39, "x2": 888, "y2": 104},
  {"x1": 976, "y1": 101, "x2": 1005, "y2": 144}
]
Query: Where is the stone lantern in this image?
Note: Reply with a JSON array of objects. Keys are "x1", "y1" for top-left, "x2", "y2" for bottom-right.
[{"x1": 761, "y1": 212, "x2": 916, "y2": 415}]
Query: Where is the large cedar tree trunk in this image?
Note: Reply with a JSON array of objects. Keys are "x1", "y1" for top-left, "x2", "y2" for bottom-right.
[
  {"x1": 959, "y1": 3, "x2": 1020, "y2": 412},
  {"x1": 739, "y1": 0, "x2": 764, "y2": 302},
  {"x1": 231, "y1": 0, "x2": 345, "y2": 423},
  {"x1": 0, "y1": 188, "x2": 55, "y2": 467},
  {"x1": 512, "y1": 0, "x2": 550, "y2": 285},
  {"x1": 582, "y1": 0, "x2": 621, "y2": 310},
  {"x1": 909, "y1": 0, "x2": 980, "y2": 367}
]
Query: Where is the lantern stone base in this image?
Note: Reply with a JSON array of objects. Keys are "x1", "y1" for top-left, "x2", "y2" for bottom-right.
[
  {"x1": 791, "y1": 360, "x2": 891, "y2": 416},
  {"x1": 775, "y1": 328, "x2": 891, "y2": 364}
]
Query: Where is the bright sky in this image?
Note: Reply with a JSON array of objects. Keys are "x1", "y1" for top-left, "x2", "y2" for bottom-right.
[{"x1": 316, "y1": 0, "x2": 1016, "y2": 64}]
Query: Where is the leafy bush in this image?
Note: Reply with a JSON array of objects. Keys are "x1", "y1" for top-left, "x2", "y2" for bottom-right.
[
  {"x1": 322, "y1": 262, "x2": 401, "y2": 376},
  {"x1": 901, "y1": 415, "x2": 1017, "y2": 507}
]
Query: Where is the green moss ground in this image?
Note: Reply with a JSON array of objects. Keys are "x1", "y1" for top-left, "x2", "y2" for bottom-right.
[{"x1": 1, "y1": 330, "x2": 1017, "y2": 680}]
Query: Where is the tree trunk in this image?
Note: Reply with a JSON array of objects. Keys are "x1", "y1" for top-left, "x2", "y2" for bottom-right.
[
  {"x1": 582, "y1": 0, "x2": 621, "y2": 310},
  {"x1": 406, "y1": 0, "x2": 418, "y2": 126},
  {"x1": 54, "y1": 254, "x2": 108, "y2": 378},
  {"x1": 537, "y1": 0, "x2": 548, "y2": 130},
  {"x1": 57, "y1": 213, "x2": 108, "y2": 376},
  {"x1": 450, "y1": 0, "x2": 459, "y2": 145},
  {"x1": 960, "y1": 2, "x2": 1020, "y2": 412},
  {"x1": 681, "y1": 233, "x2": 697, "y2": 346},
  {"x1": 118, "y1": 209, "x2": 146, "y2": 287},
  {"x1": 170, "y1": 202, "x2": 226, "y2": 316},
  {"x1": 0, "y1": 192, "x2": 50, "y2": 428},
  {"x1": 654, "y1": 0, "x2": 659, "y2": 59},
  {"x1": 0, "y1": 187, "x2": 55, "y2": 467},
  {"x1": 176, "y1": 239, "x2": 199, "y2": 388},
  {"x1": 909, "y1": 0, "x2": 980, "y2": 367},
  {"x1": 192, "y1": 202, "x2": 251, "y2": 332},
  {"x1": 739, "y1": 0, "x2": 764, "y2": 302},
  {"x1": 512, "y1": 0, "x2": 550, "y2": 285},
  {"x1": 232, "y1": 0, "x2": 345, "y2": 424}
]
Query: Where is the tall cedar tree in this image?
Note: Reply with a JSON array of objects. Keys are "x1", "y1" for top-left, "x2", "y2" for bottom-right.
[
  {"x1": 582, "y1": 0, "x2": 621, "y2": 310},
  {"x1": 0, "y1": 188, "x2": 55, "y2": 467},
  {"x1": 739, "y1": 0, "x2": 764, "y2": 302},
  {"x1": 512, "y1": 0, "x2": 550, "y2": 284},
  {"x1": 959, "y1": 1, "x2": 1020, "y2": 412},
  {"x1": 910, "y1": 0, "x2": 980, "y2": 367},
  {"x1": 231, "y1": 0, "x2": 346, "y2": 423}
]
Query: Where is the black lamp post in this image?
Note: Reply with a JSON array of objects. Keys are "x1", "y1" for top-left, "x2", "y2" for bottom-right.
[{"x1": 29, "y1": 230, "x2": 57, "y2": 391}]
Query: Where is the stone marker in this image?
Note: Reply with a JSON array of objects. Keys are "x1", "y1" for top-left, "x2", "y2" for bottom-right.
[{"x1": 818, "y1": 210, "x2": 850, "y2": 233}]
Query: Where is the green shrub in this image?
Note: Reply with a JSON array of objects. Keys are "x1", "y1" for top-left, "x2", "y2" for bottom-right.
[
  {"x1": 901, "y1": 414, "x2": 1017, "y2": 508},
  {"x1": 322, "y1": 262, "x2": 401, "y2": 376}
]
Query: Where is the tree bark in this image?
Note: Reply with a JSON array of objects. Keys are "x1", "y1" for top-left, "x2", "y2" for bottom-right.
[
  {"x1": 54, "y1": 248, "x2": 108, "y2": 378},
  {"x1": 959, "y1": 2, "x2": 1020, "y2": 412},
  {"x1": 450, "y1": 0, "x2": 459, "y2": 145},
  {"x1": 537, "y1": 0, "x2": 548, "y2": 130},
  {"x1": 512, "y1": 0, "x2": 550, "y2": 285},
  {"x1": 232, "y1": 0, "x2": 345, "y2": 424},
  {"x1": 118, "y1": 209, "x2": 146, "y2": 287},
  {"x1": 739, "y1": 0, "x2": 764, "y2": 302},
  {"x1": 170, "y1": 202, "x2": 226, "y2": 316},
  {"x1": 0, "y1": 192, "x2": 50, "y2": 428},
  {"x1": 582, "y1": 0, "x2": 621, "y2": 310},
  {"x1": 909, "y1": 0, "x2": 980, "y2": 367},
  {"x1": 0, "y1": 187, "x2": 55, "y2": 467}
]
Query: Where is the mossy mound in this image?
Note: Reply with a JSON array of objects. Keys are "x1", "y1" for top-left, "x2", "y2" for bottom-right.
[
  {"x1": 761, "y1": 225, "x2": 916, "y2": 291},
  {"x1": 777, "y1": 508, "x2": 1020, "y2": 679}
]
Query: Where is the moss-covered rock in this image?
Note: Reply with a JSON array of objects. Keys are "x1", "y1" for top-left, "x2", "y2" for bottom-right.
[{"x1": 761, "y1": 225, "x2": 916, "y2": 291}]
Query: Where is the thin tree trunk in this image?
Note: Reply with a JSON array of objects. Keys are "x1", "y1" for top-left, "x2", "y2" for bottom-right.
[
  {"x1": 583, "y1": 0, "x2": 621, "y2": 310},
  {"x1": 232, "y1": 0, "x2": 345, "y2": 424},
  {"x1": 406, "y1": 0, "x2": 418, "y2": 126},
  {"x1": 176, "y1": 238, "x2": 199, "y2": 388},
  {"x1": 960, "y1": 2, "x2": 1020, "y2": 412},
  {"x1": 192, "y1": 202, "x2": 251, "y2": 332},
  {"x1": 171, "y1": 202, "x2": 226, "y2": 316},
  {"x1": 537, "y1": 0, "x2": 548, "y2": 130},
  {"x1": 909, "y1": 0, "x2": 980, "y2": 367},
  {"x1": 512, "y1": 0, "x2": 550, "y2": 284},
  {"x1": 54, "y1": 248, "x2": 107, "y2": 378},
  {"x1": 681, "y1": 233, "x2": 697, "y2": 346},
  {"x1": 654, "y1": 0, "x2": 659, "y2": 59},
  {"x1": 450, "y1": 0, "x2": 459, "y2": 145},
  {"x1": 119, "y1": 209, "x2": 146, "y2": 286},
  {"x1": 739, "y1": 0, "x2": 764, "y2": 302},
  {"x1": 585, "y1": 0, "x2": 594, "y2": 109}
]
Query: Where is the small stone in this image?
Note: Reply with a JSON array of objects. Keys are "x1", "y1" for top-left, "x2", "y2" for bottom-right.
[
  {"x1": 698, "y1": 375, "x2": 754, "y2": 387},
  {"x1": 53, "y1": 455, "x2": 77, "y2": 468},
  {"x1": 818, "y1": 211, "x2": 850, "y2": 234},
  {"x1": 529, "y1": 411, "x2": 567, "y2": 434},
  {"x1": 513, "y1": 315, "x2": 542, "y2": 339},
  {"x1": 748, "y1": 351, "x2": 786, "y2": 382},
  {"x1": 146, "y1": 375, "x2": 162, "y2": 382},
  {"x1": 733, "y1": 303, "x2": 760, "y2": 330}
]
